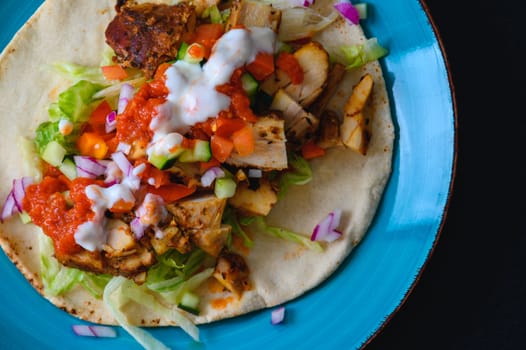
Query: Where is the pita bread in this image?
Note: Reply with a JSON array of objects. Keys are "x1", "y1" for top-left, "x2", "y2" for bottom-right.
[{"x1": 0, "y1": 0, "x2": 394, "y2": 326}]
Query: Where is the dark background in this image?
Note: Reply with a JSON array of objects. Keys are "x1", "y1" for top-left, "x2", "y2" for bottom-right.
[{"x1": 367, "y1": 0, "x2": 526, "y2": 349}]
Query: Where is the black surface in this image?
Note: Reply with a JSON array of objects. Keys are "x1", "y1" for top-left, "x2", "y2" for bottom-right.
[{"x1": 367, "y1": 1, "x2": 526, "y2": 349}]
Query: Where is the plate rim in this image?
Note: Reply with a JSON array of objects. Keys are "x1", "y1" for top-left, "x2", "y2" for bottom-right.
[{"x1": 361, "y1": 0, "x2": 458, "y2": 347}]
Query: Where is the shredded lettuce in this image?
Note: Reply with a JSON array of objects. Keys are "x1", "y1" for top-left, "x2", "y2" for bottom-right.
[
  {"x1": 278, "y1": 153, "x2": 313, "y2": 199},
  {"x1": 50, "y1": 80, "x2": 103, "y2": 123},
  {"x1": 48, "y1": 62, "x2": 106, "y2": 84},
  {"x1": 34, "y1": 80, "x2": 103, "y2": 155},
  {"x1": 146, "y1": 249, "x2": 207, "y2": 293},
  {"x1": 103, "y1": 277, "x2": 173, "y2": 350},
  {"x1": 249, "y1": 216, "x2": 323, "y2": 252},
  {"x1": 222, "y1": 206, "x2": 254, "y2": 248},
  {"x1": 341, "y1": 37, "x2": 388, "y2": 69},
  {"x1": 34, "y1": 121, "x2": 78, "y2": 155},
  {"x1": 160, "y1": 268, "x2": 214, "y2": 305},
  {"x1": 39, "y1": 233, "x2": 111, "y2": 297}
]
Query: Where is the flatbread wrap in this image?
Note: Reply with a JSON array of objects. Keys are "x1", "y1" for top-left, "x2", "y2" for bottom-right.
[{"x1": 0, "y1": 0, "x2": 394, "y2": 343}]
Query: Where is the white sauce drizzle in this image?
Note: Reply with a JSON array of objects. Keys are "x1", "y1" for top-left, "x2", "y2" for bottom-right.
[{"x1": 149, "y1": 27, "x2": 276, "y2": 156}]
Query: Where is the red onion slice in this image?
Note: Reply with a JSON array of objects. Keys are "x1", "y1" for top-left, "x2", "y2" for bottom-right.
[
  {"x1": 118, "y1": 83, "x2": 134, "y2": 114},
  {"x1": 111, "y1": 152, "x2": 133, "y2": 177},
  {"x1": 74, "y1": 156, "x2": 108, "y2": 179},
  {"x1": 311, "y1": 210, "x2": 343, "y2": 242},
  {"x1": 116, "y1": 142, "x2": 131, "y2": 155},
  {"x1": 105, "y1": 111, "x2": 117, "y2": 133},
  {"x1": 201, "y1": 167, "x2": 225, "y2": 187},
  {"x1": 271, "y1": 306, "x2": 286, "y2": 325},
  {"x1": 0, "y1": 192, "x2": 16, "y2": 222},
  {"x1": 12, "y1": 177, "x2": 33, "y2": 211},
  {"x1": 72, "y1": 325, "x2": 117, "y2": 338},
  {"x1": 334, "y1": 2, "x2": 360, "y2": 24}
]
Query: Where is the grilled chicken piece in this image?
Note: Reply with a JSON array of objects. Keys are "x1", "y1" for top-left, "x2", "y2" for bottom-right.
[
  {"x1": 106, "y1": 245, "x2": 156, "y2": 278},
  {"x1": 270, "y1": 89, "x2": 319, "y2": 147},
  {"x1": 150, "y1": 225, "x2": 193, "y2": 255},
  {"x1": 105, "y1": 2, "x2": 196, "y2": 78},
  {"x1": 226, "y1": 114, "x2": 288, "y2": 170},
  {"x1": 188, "y1": 225, "x2": 231, "y2": 257},
  {"x1": 340, "y1": 74, "x2": 374, "y2": 155},
  {"x1": 309, "y1": 63, "x2": 346, "y2": 117},
  {"x1": 213, "y1": 251, "x2": 250, "y2": 297},
  {"x1": 56, "y1": 238, "x2": 156, "y2": 280},
  {"x1": 226, "y1": 0, "x2": 282, "y2": 32},
  {"x1": 103, "y1": 219, "x2": 137, "y2": 258},
  {"x1": 261, "y1": 42, "x2": 329, "y2": 108},
  {"x1": 316, "y1": 110, "x2": 342, "y2": 149},
  {"x1": 56, "y1": 250, "x2": 105, "y2": 274},
  {"x1": 228, "y1": 179, "x2": 277, "y2": 216},
  {"x1": 166, "y1": 195, "x2": 227, "y2": 230}
]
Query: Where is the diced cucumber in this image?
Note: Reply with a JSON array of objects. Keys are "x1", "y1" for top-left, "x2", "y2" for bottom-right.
[
  {"x1": 183, "y1": 43, "x2": 205, "y2": 64},
  {"x1": 19, "y1": 211, "x2": 32, "y2": 224},
  {"x1": 214, "y1": 177, "x2": 237, "y2": 199},
  {"x1": 178, "y1": 140, "x2": 212, "y2": 163},
  {"x1": 355, "y1": 3, "x2": 368, "y2": 19},
  {"x1": 59, "y1": 158, "x2": 77, "y2": 180},
  {"x1": 149, "y1": 147, "x2": 185, "y2": 170},
  {"x1": 241, "y1": 72, "x2": 259, "y2": 102},
  {"x1": 177, "y1": 291, "x2": 200, "y2": 315},
  {"x1": 42, "y1": 140, "x2": 66, "y2": 167},
  {"x1": 177, "y1": 42, "x2": 189, "y2": 61}
]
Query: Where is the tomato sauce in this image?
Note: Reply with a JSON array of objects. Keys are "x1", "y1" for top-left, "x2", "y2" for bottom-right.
[
  {"x1": 115, "y1": 74, "x2": 169, "y2": 147},
  {"x1": 22, "y1": 176, "x2": 100, "y2": 255}
]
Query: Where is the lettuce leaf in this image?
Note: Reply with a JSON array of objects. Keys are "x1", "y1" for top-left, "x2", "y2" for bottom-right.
[
  {"x1": 249, "y1": 216, "x2": 323, "y2": 252},
  {"x1": 39, "y1": 234, "x2": 110, "y2": 297},
  {"x1": 278, "y1": 152, "x2": 313, "y2": 199},
  {"x1": 341, "y1": 37, "x2": 388, "y2": 69},
  {"x1": 49, "y1": 62, "x2": 106, "y2": 84}
]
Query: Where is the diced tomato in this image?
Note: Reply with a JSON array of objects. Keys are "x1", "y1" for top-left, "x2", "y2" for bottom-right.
[
  {"x1": 147, "y1": 184, "x2": 196, "y2": 203},
  {"x1": 136, "y1": 160, "x2": 171, "y2": 188},
  {"x1": 101, "y1": 65, "x2": 128, "y2": 81},
  {"x1": 210, "y1": 135, "x2": 234, "y2": 162},
  {"x1": 276, "y1": 52, "x2": 304, "y2": 84},
  {"x1": 246, "y1": 52, "x2": 275, "y2": 81},
  {"x1": 200, "y1": 157, "x2": 221, "y2": 172},
  {"x1": 230, "y1": 91, "x2": 257, "y2": 123},
  {"x1": 231, "y1": 125, "x2": 255, "y2": 156},
  {"x1": 215, "y1": 117, "x2": 246, "y2": 137},
  {"x1": 301, "y1": 140, "x2": 326, "y2": 160},
  {"x1": 77, "y1": 132, "x2": 108, "y2": 159},
  {"x1": 192, "y1": 23, "x2": 224, "y2": 59},
  {"x1": 88, "y1": 100, "x2": 113, "y2": 134}
]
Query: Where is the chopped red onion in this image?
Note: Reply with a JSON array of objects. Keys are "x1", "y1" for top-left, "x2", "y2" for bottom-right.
[
  {"x1": 105, "y1": 111, "x2": 117, "y2": 133},
  {"x1": 271, "y1": 306, "x2": 286, "y2": 325},
  {"x1": 72, "y1": 325, "x2": 117, "y2": 338},
  {"x1": 0, "y1": 192, "x2": 16, "y2": 222},
  {"x1": 13, "y1": 177, "x2": 32, "y2": 211},
  {"x1": 1, "y1": 177, "x2": 33, "y2": 222},
  {"x1": 111, "y1": 152, "x2": 133, "y2": 177},
  {"x1": 74, "y1": 156, "x2": 108, "y2": 179},
  {"x1": 311, "y1": 210, "x2": 343, "y2": 242},
  {"x1": 201, "y1": 167, "x2": 225, "y2": 187},
  {"x1": 116, "y1": 142, "x2": 131, "y2": 155},
  {"x1": 334, "y1": 2, "x2": 360, "y2": 24},
  {"x1": 248, "y1": 169, "x2": 262, "y2": 178},
  {"x1": 118, "y1": 83, "x2": 134, "y2": 114},
  {"x1": 303, "y1": 0, "x2": 315, "y2": 6}
]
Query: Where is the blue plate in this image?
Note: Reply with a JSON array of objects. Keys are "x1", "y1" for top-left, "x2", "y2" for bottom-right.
[{"x1": 0, "y1": 1, "x2": 455, "y2": 349}]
